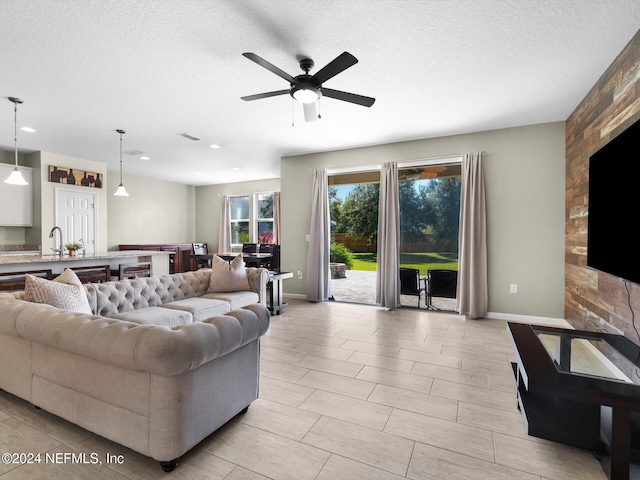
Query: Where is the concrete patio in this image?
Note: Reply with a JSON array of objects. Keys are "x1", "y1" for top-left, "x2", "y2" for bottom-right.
[{"x1": 330, "y1": 269, "x2": 457, "y2": 311}]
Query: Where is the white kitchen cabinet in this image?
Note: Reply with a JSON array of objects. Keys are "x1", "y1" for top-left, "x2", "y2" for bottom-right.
[{"x1": 0, "y1": 164, "x2": 33, "y2": 226}]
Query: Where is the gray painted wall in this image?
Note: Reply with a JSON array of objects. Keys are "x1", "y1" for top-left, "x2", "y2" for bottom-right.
[
  {"x1": 280, "y1": 122, "x2": 566, "y2": 319},
  {"x1": 106, "y1": 171, "x2": 196, "y2": 250}
]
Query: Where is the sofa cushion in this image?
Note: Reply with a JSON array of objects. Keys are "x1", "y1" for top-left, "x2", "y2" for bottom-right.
[
  {"x1": 108, "y1": 307, "x2": 192, "y2": 326},
  {"x1": 201, "y1": 291, "x2": 260, "y2": 310},
  {"x1": 160, "y1": 297, "x2": 230, "y2": 322},
  {"x1": 24, "y1": 269, "x2": 92, "y2": 314},
  {"x1": 208, "y1": 254, "x2": 250, "y2": 293}
]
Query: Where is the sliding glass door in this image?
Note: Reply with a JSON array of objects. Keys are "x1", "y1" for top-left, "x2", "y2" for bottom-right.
[
  {"x1": 325, "y1": 160, "x2": 460, "y2": 309},
  {"x1": 328, "y1": 171, "x2": 379, "y2": 305},
  {"x1": 398, "y1": 164, "x2": 460, "y2": 309}
]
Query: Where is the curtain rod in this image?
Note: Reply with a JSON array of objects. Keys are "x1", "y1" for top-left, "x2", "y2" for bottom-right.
[{"x1": 323, "y1": 151, "x2": 487, "y2": 175}]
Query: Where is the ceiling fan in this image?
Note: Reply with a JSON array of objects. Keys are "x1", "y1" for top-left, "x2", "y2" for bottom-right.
[{"x1": 240, "y1": 51, "x2": 375, "y2": 122}]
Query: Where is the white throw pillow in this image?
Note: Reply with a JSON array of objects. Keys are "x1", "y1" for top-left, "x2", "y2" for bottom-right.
[
  {"x1": 208, "y1": 254, "x2": 250, "y2": 293},
  {"x1": 24, "y1": 268, "x2": 92, "y2": 314}
]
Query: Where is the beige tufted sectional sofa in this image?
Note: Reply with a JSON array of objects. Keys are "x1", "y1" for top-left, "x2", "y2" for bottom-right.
[{"x1": 0, "y1": 267, "x2": 271, "y2": 471}]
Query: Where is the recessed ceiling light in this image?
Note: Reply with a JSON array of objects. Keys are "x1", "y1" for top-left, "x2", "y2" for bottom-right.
[
  {"x1": 194, "y1": 172, "x2": 202, "y2": 175},
  {"x1": 209, "y1": 144, "x2": 221, "y2": 149},
  {"x1": 140, "y1": 156, "x2": 150, "y2": 160},
  {"x1": 232, "y1": 167, "x2": 241, "y2": 171},
  {"x1": 20, "y1": 126, "x2": 35, "y2": 133}
]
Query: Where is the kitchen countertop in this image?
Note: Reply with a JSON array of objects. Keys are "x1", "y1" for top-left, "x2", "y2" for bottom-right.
[{"x1": 0, "y1": 250, "x2": 169, "y2": 265}]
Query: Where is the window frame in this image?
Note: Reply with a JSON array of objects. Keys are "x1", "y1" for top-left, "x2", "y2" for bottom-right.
[{"x1": 228, "y1": 191, "x2": 276, "y2": 249}]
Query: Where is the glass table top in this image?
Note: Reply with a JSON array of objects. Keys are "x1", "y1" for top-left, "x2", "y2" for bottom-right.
[{"x1": 533, "y1": 328, "x2": 640, "y2": 385}]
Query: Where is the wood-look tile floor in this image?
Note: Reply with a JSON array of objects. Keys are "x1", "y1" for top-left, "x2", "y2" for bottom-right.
[{"x1": 0, "y1": 300, "x2": 608, "y2": 479}]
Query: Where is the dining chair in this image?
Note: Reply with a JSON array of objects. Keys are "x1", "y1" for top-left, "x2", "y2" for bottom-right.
[
  {"x1": 72, "y1": 265, "x2": 112, "y2": 283},
  {"x1": 0, "y1": 269, "x2": 54, "y2": 292},
  {"x1": 242, "y1": 243, "x2": 257, "y2": 254}
]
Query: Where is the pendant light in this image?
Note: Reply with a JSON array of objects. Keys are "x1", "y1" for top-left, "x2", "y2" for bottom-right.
[
  {"x1": 4, "y1": 97, "x2": 29, "y2": 186},
  {"x1": 113, "y1": 129, "x2": 129, "y2": 196}
]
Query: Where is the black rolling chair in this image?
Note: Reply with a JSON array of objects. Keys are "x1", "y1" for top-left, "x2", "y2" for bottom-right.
[
  {"x1": 425, "y1": 270, "x2": 458, "y2": 310},
  {"x1": 257, "y1": 244, "x2": 281, "y2": 271},
  {"x1": 192, "y1": 242, "x2": 211, "y2": 269},
  {"x1": 258, "y1": 243, "x2": 273, "y2": 253},
  {"x1": 243, "y1": 243, "x2": 259, "y2": 267},
  {"x1": 399, "y1": 268, "x2": 427, "y2": 308}
]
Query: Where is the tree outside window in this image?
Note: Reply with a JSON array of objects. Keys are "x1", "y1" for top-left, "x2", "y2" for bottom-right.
[
  {"x1": 230, "y1": 195, "x2": 250, "y2": 246},
  {"x1": 256, "y1": 193, "x2": 274, "y2": 244}
]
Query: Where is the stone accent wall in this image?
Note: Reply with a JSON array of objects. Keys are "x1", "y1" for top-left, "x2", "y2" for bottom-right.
[{"x1": 565, "y1": 30, "x2": 640, "y2": 338}]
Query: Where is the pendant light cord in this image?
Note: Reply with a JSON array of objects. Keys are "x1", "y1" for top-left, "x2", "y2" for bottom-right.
[
  {"x1": 13, "y1": 100, "x2": 18, "y2": 167},
  {"x1": 119, "y1": 132, "x2": 123, "y2": 185}
]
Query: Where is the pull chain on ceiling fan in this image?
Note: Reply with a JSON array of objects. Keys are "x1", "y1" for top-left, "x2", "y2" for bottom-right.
[{"x1": 241, "y1": 51, "x2": 375, "y2": 122}]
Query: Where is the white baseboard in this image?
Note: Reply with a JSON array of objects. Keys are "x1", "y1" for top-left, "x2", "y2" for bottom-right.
[
  {"x1": 282, "y1": 295, "x2": 572, "y2": 328},
  {"x1": 486, "y1": 311, "x2": 572, "y2": 328},
  {"x1": 283, "y1": 293, "x2": 308, "y2": 300}
]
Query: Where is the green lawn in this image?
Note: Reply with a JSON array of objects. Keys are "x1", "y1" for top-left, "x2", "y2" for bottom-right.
[{"x1": 351, "y1": 252, "x2": 458, "y2": 276}]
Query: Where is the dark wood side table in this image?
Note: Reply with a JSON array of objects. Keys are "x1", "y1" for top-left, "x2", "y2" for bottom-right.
[
  {"x1": 267, "y1": 271, "x2": 292, "y2": 315},
  {"x1": 508, "y1": 322, "x2": 640, "y2": 480}
]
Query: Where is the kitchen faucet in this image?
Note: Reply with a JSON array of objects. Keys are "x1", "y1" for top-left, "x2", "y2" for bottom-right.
[{"x1": 49, "y1": 226, "x2": 63, "y2": 255}]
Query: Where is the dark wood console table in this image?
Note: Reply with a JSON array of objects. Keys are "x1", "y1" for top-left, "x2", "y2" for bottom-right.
[{"x1": 508, "y1": 322, "x2": 640, "y2": 480}]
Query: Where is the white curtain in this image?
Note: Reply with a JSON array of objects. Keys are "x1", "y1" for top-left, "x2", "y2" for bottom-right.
[
  {"x1": 456, "y1": 151, "x2": 488, "y2": 318},
  {"x1": 273, "y1": 191, "x2": 281, "y2": 245},
  {"x1": 218, "y1": 194, "x2": 232, "y2": 252},
  {"x1": 307, "y1": 169, "x2": 331, "y2": 302},
  {"x1": 376, "y1": 161, "x2": 401, "y2": 308}
]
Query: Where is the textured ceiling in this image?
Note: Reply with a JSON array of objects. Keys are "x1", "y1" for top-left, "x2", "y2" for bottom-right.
[{"x1": 1, "y1": 1, "x2": 639, "y2": 186}]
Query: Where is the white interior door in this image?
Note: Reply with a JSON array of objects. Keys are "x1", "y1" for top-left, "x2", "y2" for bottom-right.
[{"x1": 55, "y1": 188, "x2": 97, "y2": 254}]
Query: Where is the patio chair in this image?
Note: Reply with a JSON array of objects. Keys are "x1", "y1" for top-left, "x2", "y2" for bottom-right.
[
  {"x1": 399, "y1": 268, "x2": 427, "y2": 308},
  {"x1": 425, "y1": 269, "x2": 458, "y2": 310}
]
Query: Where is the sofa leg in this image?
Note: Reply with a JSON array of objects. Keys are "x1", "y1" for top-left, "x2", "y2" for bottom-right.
[
  {"x1": 240, "y1": 405, "x2": 249, "y2": 415},
  {"x1": 160, "y1": 457, "x2": 180, "y2": 472}
]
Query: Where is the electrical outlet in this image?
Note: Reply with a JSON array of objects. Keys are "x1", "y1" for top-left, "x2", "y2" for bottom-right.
[
  {"x1": 510, "y1": 284, "x2": 518, "y2": 294},
  {"x1": 297, "y1": 270, "x2": 303, "y2": 280}
]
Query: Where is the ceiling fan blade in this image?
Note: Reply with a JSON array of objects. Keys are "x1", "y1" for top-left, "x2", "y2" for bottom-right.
[
  {"x1": 311, "y1": 52, "x2": 358, "y2": 85},
  {"x1": 321, "y1": 88, "x2": 376, "y2": 107},
  {"x1": 241, "y1": 90, "x2": 290, "y2": 101},
  {"x1": 242, "y1": 52, "x2": 297, "y2": 84},
  {"x1": 303, "y1": 102, "x2": 320, "y2": 122}
]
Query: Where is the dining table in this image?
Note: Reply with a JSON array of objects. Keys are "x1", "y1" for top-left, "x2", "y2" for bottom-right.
[{"x1": 189, "y1": 252, "x2": 273, "y2": 269}]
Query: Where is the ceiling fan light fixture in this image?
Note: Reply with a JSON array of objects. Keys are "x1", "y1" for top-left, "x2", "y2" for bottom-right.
[{"x1": 291, "y1": 85, "x2": 320, "y2": 104}]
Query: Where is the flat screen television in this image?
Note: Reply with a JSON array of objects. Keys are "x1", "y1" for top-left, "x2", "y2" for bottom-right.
[{"x1": 587, "y1": 117, "x2": 640, "y2": 285}]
